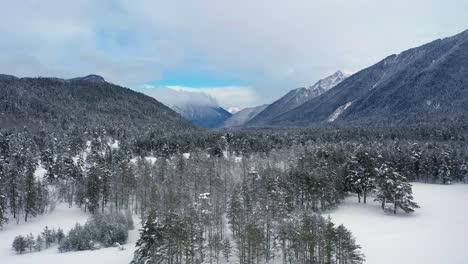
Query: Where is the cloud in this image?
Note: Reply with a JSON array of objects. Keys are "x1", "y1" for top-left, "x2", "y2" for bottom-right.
[
  {"x1": 167, "y1": 86, "x2": 259, "y2": 109},
  {"x1": 1, "y1": 0, "x2": 468, "y2": 106},
  {"x1": 137, "y1": 85, "x2": 258, "y2": 109}
]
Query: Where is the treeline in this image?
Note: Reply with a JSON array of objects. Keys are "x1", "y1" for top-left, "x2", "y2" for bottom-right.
[
  {"x1": 11, "y1": 211, "x2": 133, "y2": 254},
  {"x1": 12, "y1": 226, "x2": 65, "y2": 254},
  {"x1": 59, "y1": 211, "x2": 133, "y2": 252}
]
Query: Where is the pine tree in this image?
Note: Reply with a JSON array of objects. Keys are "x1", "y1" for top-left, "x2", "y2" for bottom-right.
[
  {"x1": 222, "y1": 238, "x2": 232, "y2": 262},
  {"x1": 23, "y1": 162, "x2": 37, "y2": 222},
  {"x1": 26, "y1": 233, "x2": 35, "y2": 252},
  {"x1": 346, "y1": 151, "x2": 376, "y2": 204},
  {"x1": 43, "y1": 226, "x2": 53, "y2": 248},
  {"x1": 374, "y1": 162, "x2": 419, "y2": 214},
  {"x1": 131, "y1": 211, "x2": 165, "y2": 264},
  {"x1": 12, "y1": 235, "x2": 27, "y2": 254},
  {"x1": 35, "y1": 235, "x2": 43, "y2": 251},
  {"x1": 56, "y1": 228, "x2": 65, "y2": 243}
]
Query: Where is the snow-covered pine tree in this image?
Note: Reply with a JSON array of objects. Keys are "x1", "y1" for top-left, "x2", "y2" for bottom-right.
[
  {"x1": 374, "y1": 162, "x2": 419, "y2": 214},
  {"x1": 23, "y1": 161, "x2": 37, "y2": 222},
  {"x1": 438, "y1": 150, "x2": 452, "y2": 184},
  {"x1": 26, "y1": 233, "x2": 35, "y2": 252},
  {"x1": 42, "y1": 226, "x2": 53, "y2": 248},
  {"x1": 131, "y1": 211, "x2": 166, "y2": 264},
  {"x1": 12, "y1": 235, "x2": 27, "y2": 254},
  {"x1": 35, "y1": 235, "x2": 43, "y2": 252},
  {"x1": 346, "y1": 151, "x2": 376, "y2": 203}
]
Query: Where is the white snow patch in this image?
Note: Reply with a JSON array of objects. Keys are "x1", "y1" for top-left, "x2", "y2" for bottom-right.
[
  {"x1": 130, "y1": 156, "x2": 157, "y2": 164},
  {"x1": 0, "y1": 203, "x2": 140, "y2": 264},
  {"x1": 109, "y1": 140, "x2": 120, "y2": 150},
  {"x1": 34, "y1": 162, "x2": 47, "y2": 180},
  {"x1": 327, "y1": 101, "x2": 353, "y2": 122},
  {"x1": 328, "y1": 183, "x2": 468, "y2": 264}
]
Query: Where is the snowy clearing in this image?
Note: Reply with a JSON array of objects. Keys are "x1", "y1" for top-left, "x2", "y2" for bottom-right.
[
  {"x1": 328, "y1": 183, "x2": 468, "y2": 264},
  {"x1": 0, "y1": 204, "x2": 139, "y2": 264}
]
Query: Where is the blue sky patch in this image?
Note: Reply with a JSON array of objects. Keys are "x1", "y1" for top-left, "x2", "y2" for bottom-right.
[{"x1": 148, "y1": 71, "x2": 245, "y2": 88}]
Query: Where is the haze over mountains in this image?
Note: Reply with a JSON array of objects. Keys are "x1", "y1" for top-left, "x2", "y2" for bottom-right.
[
  {"x1": 172, "y1": 104, "x2": 232, "y2": 128},
  {"x1": 222, "y1": 104, "x2": 269, "y2": 128}
]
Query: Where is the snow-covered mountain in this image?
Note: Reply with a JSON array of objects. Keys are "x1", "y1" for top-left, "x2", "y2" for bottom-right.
[
  {"x1": 247, "y1": 71, "x2": 349, "y2": 126},
  {"x1": 0, "y1": 74, "x2": 196, "y2": 134},
  {"x1": 265, "y1": 29, "x2": 468, "y2": 126},
  {"x1": 222, "y1": 104, "x2": 269, "y2": 127},
  {"x1": 172, "y1": 104, "x2": 232, "y2": 128}
]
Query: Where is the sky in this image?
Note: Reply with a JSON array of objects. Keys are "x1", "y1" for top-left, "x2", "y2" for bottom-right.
[{"x1": 1, "y1": 0, "x2": 468, "y2": 109}]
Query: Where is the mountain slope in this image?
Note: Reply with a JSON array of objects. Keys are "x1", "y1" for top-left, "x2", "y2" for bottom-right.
[
  {"x1": 223, "y1": 104, "x2": 269, "y2": 127},
  {"x1": 267, "y1": 29, "x2": 468, "y2": 127},
  {"x1": 247, "y1": 71, "x2": 348, "y2": 126},
  {"x1": 0, "y1": 74, "x2": 196, "y2": 134},
  {"x1": 173, "y1": 104, "x2": 232, "y2": 128}
]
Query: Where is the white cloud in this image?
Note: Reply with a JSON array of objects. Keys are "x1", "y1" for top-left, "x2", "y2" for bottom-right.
[
  {"x1": 166, "y1": 86, "x2": 259, "y2": 109},
  {"x1": 137, "y1": 85, "x2": 258, "y2": 109},
  {"x1": 1, "y1": 0, "x2": 468, "y2": 104}
]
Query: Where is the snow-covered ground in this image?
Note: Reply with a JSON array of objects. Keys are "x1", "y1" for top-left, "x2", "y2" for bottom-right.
[
  {"x1": 2, "y1": 183, "x2": 467, "y2": 264},
  {"x1": 0, "y1": 204, "x2": 140, "y2": 264},
  {"x1": 329, "y1": 183, "x2": 468, "y2": 264}
]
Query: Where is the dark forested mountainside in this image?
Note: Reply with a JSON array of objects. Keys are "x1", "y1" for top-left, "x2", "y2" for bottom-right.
[
  {"x1": 263, "y1": 29, "x2": 468, "y2": 127},
  {"x1": 0, "y1": 74, "x2": 196, "y2": 136}
]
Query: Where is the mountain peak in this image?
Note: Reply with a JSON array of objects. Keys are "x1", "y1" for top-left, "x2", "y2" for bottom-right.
[
  {"x1": 307, "y1": 70, "x2": 349, "y2": 92},
  {"x1": 70, "y1": 74, "x2": 106, "y2": 83}
]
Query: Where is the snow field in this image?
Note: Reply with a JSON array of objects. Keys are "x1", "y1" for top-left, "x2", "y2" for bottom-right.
[
  {"x1": 0, "y1": 204, "x2": 140, "y2": 264},
  {"x1": 328, "y1": 183, "x2": 468, "y2": 264}
]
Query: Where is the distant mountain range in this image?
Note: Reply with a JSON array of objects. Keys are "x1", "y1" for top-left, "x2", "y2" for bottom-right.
[
  {"x1": 222, "y1": 104, "x2": 269, "y2": 128},
  {"x1": 247, "y1": 71, "x2": 349, "y2": 126},
  {"x1": 0, "y1": 74, "x2": 196, "y2": 134},
  {"x1": 4, "y1": 29, "x2": 468, "y2": 132},
  {"x1": 172, "y1": 104, "x2": 232, "y2": 128},
  {"x1": 262, "y1": 29, "x2": 468, "y2": 127}
]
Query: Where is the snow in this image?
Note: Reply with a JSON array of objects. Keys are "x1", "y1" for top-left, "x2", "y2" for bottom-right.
[
  {"x1": 0, "y1": 204, "x2": 140, "y2": 264},
  {"x1": 307, "y1": 70, "x2": 349, "y2": 91},
  {"x1": 34, "y1": 162, "x2": 47, "y2": 180},
  {"x1": 327, "y1": 101, "x2": 353, "y2": 122},
  {"x1": 328, "y1": 183, "x2": 468, "y2": 264},
  {"x1": 109, "y1": 140, "x2": 120, "y2": 150},
  {"x1": 130, "y1": 156, "x2": 157, "y2": 164}
]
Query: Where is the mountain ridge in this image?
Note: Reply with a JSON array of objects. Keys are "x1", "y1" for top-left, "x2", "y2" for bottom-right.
[
  {"x1": 246, "y1": 70, "x2": 349, "y2": 126},
  {"x1": 267, "y1": 29, "x2": 468, "y2": 126},
  {"x1": 0, "y1": 74, "x2": 197, "y2": 135}
]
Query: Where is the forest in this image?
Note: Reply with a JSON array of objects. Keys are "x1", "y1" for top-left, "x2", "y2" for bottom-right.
[{"x1": 1, "y1": 126, "x2": 468, "y2": 263}]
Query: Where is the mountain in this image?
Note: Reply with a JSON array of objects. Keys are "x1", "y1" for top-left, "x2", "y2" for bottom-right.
[
  {"x1": 0, "y1": 74, "x2": 196, "y2": 135},
  {"x1": 264, "y1": 29, "x2": 468, "y2": 127},
  {"x1": 173, "y1": 104, "x2": 232, "y2": 128},
  {"x1": 247, "y1": 71, "x2": 349, "y2": 126},
  {"x1": 223, "y1": 104, "x2": 269, "y2": 127}
]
